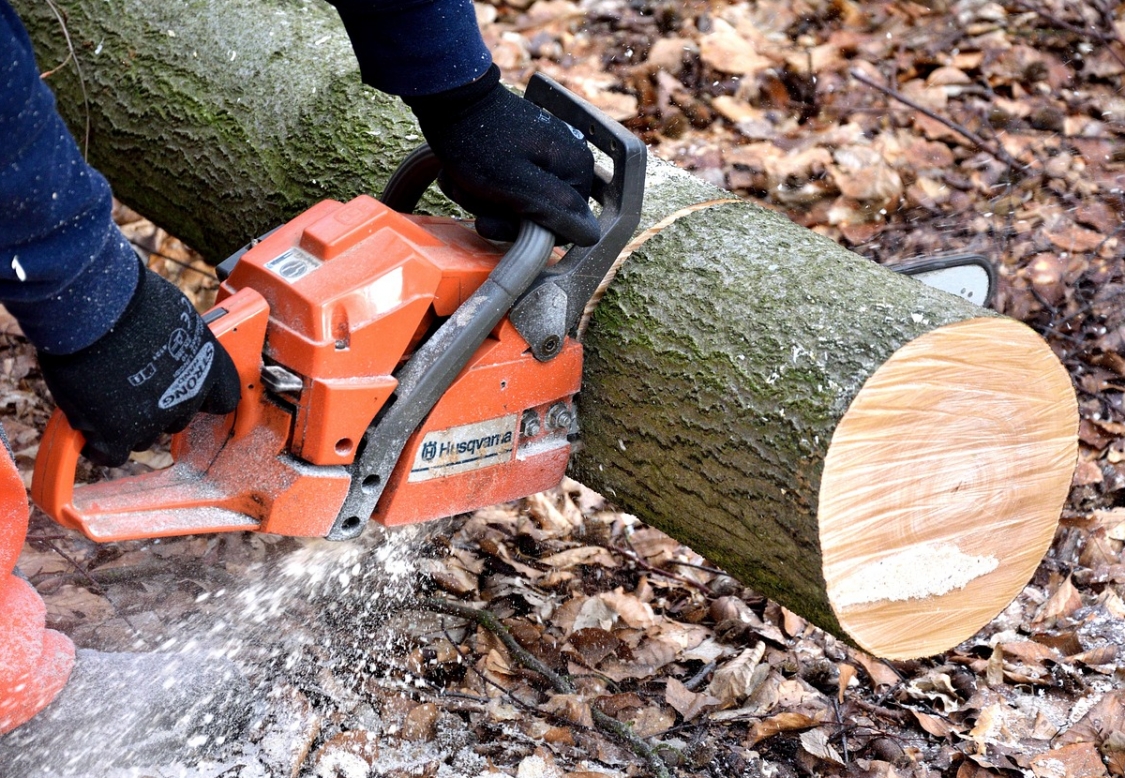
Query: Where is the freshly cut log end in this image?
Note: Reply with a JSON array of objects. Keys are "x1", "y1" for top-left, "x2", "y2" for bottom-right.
[{"x1": 819, "y1": 317, "x2": 1078, "y2": 660}]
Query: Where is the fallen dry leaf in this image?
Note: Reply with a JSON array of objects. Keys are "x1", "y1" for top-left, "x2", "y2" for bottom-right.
[
  {"x1": 1030, "y1": 741, "x2": 1108, "y2": 778},
  {"x1": 832, "y1": 145, "x2": 903, "y2": 205},
  {"x1": 539, "y1": 545, "x2": 619, "y2": 570},
  {"x1": 1056, "y1": 689, "x2": 1125, "y2": 749},
  {"x1": 746, "y1": 712, "x2": 821, "y2": 746},
  {"x1": 665, "y1": 677, "x2": 721, "y2": 722},
  {"x1": 540, "y1": 694, "x2": 594, "y2": 729},
  {"x1": 699, "y1": 18, "x2": 774, "y2": 75},
  {"x1": 799, "y1": 727, "x2": 844, "y2": 765},
  {"x1": 596, "y1": 589, "x2": 656, "y2": 629},
  {"x1": 1033, "y1": 576, "x2": 1083, "y2": 626},
  {"x1": 565, "y1": 627, "x2": 619, "y2": 667},
  {"x1": 708, "y1": 642, "x2": 767, "y2": 706}
]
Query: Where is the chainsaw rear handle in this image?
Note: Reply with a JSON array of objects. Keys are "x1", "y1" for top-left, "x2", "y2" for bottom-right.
[
  {"x1": 31, "y1": 288, "x2": 281, "y2": 539},
  {"x1": 380, "y1": 72, "x2": 647, "y2": 361}
]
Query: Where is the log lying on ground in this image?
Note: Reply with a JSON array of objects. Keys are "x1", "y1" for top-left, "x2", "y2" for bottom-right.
[{"x1": 15, "y1": 0, "x2": 1078, "y2": 659}]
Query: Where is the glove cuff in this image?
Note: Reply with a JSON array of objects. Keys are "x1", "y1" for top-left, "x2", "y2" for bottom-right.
[
  {"x1": 404, "y1": 64, "x2": 501, "y2": 126},
  {"x1": 327, "y1": 0, "x2": 491, "y2": 96}
]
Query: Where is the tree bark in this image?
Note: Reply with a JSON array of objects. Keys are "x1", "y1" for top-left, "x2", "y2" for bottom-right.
[{"x1": 13, "y1": 0, "x2": 1078, "y2": 659}]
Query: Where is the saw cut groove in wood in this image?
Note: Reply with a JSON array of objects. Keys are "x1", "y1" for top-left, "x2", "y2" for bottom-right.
[{"x1": 819, "y1": 318, "x2": 1078, "y2": 659}]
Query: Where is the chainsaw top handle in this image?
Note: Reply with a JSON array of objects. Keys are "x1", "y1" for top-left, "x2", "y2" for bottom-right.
[{"x1": 381, "y1": 72, "x2": 647, "y2": 362}]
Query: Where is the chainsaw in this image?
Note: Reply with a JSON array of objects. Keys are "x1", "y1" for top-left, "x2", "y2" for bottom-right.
[
  {"x1": 29, "y1": 74, "x2": 995, "y2": 544},
  {"x1": 30, "y1": 73, "x2": 647, "y2": 542}
]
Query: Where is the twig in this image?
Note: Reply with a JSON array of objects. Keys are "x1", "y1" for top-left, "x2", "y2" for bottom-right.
[
  {"x1": 420, "y1": 597, "x2": 672, "y2": 778},
  {"x1": 436, "y1": 622, "x2": 548, "y2": 716},
  {"x1": 42, "y1": 0, "x2": 91, "y2": 159},
  {"x1": 30, "y1": 558, "x2": 212, "y2": 588},
  {"x1": 682, "y1": 660, "x2": 716, "y2": 692},
  {"x1": 40, "y1": 538, "x2": 141, "y2": 636},
  {"x1": 424, "y1": 597, "x2": 569, "y2": 690},
  {"x1": 833, "y1": 697, "x2": 849, "y2": 764},
  {"x1": 849, "y1": 69, "x2": 1019, "y2": 169},
  {"x1": 667, "y1": 559, "x2": 726, "y2": 576},
  {"x1": 132, "y1": 241, "x2": 219, "y2": 280},
  {"x1": 24, "y1": 532, "x2": 71, "y2": 542},
  {"x1": 1012, "y1": 0, "x2": 1125, "y2": 71},
  {"x1": 610, "y1": 545, "x2": 715, "y2": 597},
  {"x1": 1013, "y1": 0, "x2": 1116, "y2": 41},
  {"x1": 39, "y1": 50, "x2": 73, "y2": 79},
  {"x1": 849, "y1": 696, "x2": 911, "y2": 724}
]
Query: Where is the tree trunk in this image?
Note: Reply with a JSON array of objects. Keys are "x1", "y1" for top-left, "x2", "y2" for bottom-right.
[{"x1": 13, "y1": 0, "x2": 1078, "y2": 659}]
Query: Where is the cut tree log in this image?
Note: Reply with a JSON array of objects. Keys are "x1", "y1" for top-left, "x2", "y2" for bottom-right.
[{"x1": 13, "y1": 0, "x2": 1078, "y2": 659}]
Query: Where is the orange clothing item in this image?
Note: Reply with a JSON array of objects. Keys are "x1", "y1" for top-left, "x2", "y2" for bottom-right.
[{"x1": 0, "y1": 436, "x2": 74, "y2": 734}]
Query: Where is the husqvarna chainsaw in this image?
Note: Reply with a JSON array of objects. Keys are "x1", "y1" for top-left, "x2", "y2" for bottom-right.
[
  {"x1": 29, "y1": 74, "x2": 994, "y2": 544},
  {"x1": 31, "y1": 74, "x2": 646, "y2": 542}
]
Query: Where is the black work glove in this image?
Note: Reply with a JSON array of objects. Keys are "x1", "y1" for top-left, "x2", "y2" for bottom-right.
[
  {"x1": 404, "y1": 65, "x2": 600, "y2": 247},
  {"x1": 38, "y1": 262, "x2": 241, "y2": 467}
]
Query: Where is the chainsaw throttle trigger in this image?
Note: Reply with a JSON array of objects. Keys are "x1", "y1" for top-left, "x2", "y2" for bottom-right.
[{"x1": 508, "y1": 72, "x2": 647, "y2": 361}]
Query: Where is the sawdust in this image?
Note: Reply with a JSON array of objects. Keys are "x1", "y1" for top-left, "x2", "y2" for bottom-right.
[{"x1": 827, "y1": 540, "x2": 999, "y2": 608}]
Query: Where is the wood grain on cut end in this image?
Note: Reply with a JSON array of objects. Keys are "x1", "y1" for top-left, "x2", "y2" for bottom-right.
[{"x1": 818, "y1": 318, "x2": 1078, "y2": 659}]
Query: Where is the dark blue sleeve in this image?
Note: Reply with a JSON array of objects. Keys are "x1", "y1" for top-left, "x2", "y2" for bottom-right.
[
  {"x1": 0, "y1": 1, "x2": 138, "y2": 355},
  {"x1": 326, "y1": 0, "x2": 492, "y2": 96}
]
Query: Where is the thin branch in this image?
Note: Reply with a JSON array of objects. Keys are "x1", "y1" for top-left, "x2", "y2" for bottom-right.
[
  {"x1": 850, "y1": 69, "x2": 1019, "y2": 169},
  {"x1": 610, "y1": 545, "x2": 715, "y2": 597},
  {"x1": 133, "y1": 241, "x2": 219, "y2": 280},
  {"x1": 40, "y1": 538, "x2": 142, "y2": 636},
  {"x1": 435, "y1": 621, "x2": 548, "y2": 715},
  {"x1": 39, "y1": 49, "x2": 73, "y2": 80},
  {"x1": 42, "y1": 0, "x2": 90, "y2": 159},
  {"x1": 420, "y1": 597, "x2": 672, "y2": 778},
  {"x1": 423, "y1": 597, "x2": 574, "y2": 692},
  {"x1": 682, "y1": 660, "x2": 716, "y2": 692},
  {"x1": 667, "y1": 559, "x2": 727, "y2": 576},
  {"x1": 1012, "y1": 0, "x2": 1125, "y2": 71},
  {"x1": 29, "y1": 558, "x2": 213, "y2": 588}
]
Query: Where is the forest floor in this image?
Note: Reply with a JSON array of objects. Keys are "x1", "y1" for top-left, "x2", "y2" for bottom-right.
[{"x1": 5, "y1": 0, "x2": 1125, "y2": 776}]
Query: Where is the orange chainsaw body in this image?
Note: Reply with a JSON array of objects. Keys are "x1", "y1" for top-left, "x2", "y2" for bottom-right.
[
  {"x1": 32, "y1": 72, "x2": 648, "y2": 543},
  {"x1": 32, "y1": 196, "x2": 581, "y2": 540}
]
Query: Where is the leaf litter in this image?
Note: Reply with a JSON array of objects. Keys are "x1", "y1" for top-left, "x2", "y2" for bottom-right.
[{"x1": 5, "y1": 0, "x2": 1125, "y2": 775}]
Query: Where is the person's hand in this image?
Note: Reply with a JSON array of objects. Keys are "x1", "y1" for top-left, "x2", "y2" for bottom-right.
[
  {"x1": 405, "y1": 64, "x2": 600, "y2": 247},
  {"x1": 38, "y1": 263, "x2": 241, "y2": 467}
]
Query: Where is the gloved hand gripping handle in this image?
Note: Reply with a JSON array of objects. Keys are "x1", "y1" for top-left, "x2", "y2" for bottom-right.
[
  {"x1": 325, "y1": 74, "x2": 647, "y2": 540},
  {"x1": 509, "y1": 73, "x2": 647, "y2": 361}
]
